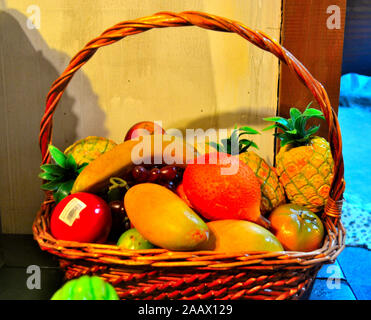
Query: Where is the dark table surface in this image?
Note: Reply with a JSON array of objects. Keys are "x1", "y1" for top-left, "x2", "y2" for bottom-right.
[{"x1": 0, "y1": 234, "x2": 370, "y2": 300}]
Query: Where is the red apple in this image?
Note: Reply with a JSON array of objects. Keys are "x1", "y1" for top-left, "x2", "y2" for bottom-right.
[
  {"x1": 124, "y1": 121, "x2": 165, "y2": 141},
  {"x1": 50, "y1": 192, "x2": 112, "y2": 243}
]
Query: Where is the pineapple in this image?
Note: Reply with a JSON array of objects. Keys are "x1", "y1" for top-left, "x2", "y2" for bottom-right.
[
  {"x1": 208, "y1": 126, "x2": 286, "y2": 215},
  {"x1": 39, "y1": 145, "x2": 88, "y2": 203},
  {"x1": 64, "y1": 136, "x2": 117, "y2": 165},
  {"x1": 264, "y1": 105, "x2": 334, "y2": 212}
]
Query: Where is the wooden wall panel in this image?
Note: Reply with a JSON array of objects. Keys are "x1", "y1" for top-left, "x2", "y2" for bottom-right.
[
  {"x1": 0, "y1": 1, "x2": 281, "y2": 233},
  {"x1": 279, "y1": 0, "x2": 347, "y2": 139},
  {"x1": 342, "y1": 0, "x2": 371, "y2": 76}
]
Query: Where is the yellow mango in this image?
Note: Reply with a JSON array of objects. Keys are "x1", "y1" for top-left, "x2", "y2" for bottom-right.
[{"x1": 124, "y1": 183, "x2": 209, "y2": 251}]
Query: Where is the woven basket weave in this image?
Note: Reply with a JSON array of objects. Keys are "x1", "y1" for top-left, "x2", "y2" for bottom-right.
[{"x1": 33, "y1": 11, "x2": 346, "y2": 300}]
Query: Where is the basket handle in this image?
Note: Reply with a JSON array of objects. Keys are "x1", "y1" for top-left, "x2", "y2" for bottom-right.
[{"x1": 39, "y1": 11, "x2": 345, "y2": 219}]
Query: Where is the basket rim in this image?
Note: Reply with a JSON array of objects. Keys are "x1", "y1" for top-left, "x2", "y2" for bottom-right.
[{"x1": 33, "y1": 199, "x2": 346, "y2": 270}]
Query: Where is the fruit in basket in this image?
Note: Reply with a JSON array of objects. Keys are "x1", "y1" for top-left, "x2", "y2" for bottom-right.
[
  {"x1": 124, "y1": 121, "x2": 166, "y2": 141},
  {"x1": 50, "y1": 192, "x2": 112, "y2": 243},
  {"x1": 263, "y1": 104, "x2": 334, "y2": 212},
  {"x1": 124, "y1": 183, "x2": 209, "y2": 251},
  {"x1": 106, "y1": 177, "x2": 130, "y2": 203},
  {"x1": 51, "y1": 275, "x2": 119, "y2": 300},
  {"x1": 71, "y1": 134, "x2": 198, "y2": 194},
  {"x1": 64, "y1": 136, "x2": 117, "y2": 165},
  {"x1": 39, "y1": 145, "x2": 88, "y2": 203},
  {"x1": 182, "y1": 152, "x2": 269, "y2": 227},
  {"x1": 240, "y1": 152, "x2": 286, "y2": 214},
  {"x1": 208, "y1": 126, "x2": 286, "y2": 214},
  {"x1": 130, "y1": 164, "x2": 183, "y2": 191},
  {"x1": 176, "y1": 182, "x2": 193, "y2": 208},
  {"x1": 269, "y1": 204, "x2": 324, "y2": 252},
  {"x1": 117, "y1": 228, "x2": 155, "y2": 250},
  {"x1": 108, "y1": 200, "x2": 131, "y2": 240},
  {"x1": 196, "y1": 220, "x2": 283, "y2": 252}
]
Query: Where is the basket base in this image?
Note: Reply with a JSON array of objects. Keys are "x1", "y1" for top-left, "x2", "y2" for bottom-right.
[{"x1": 58, "y1": 259, "x2": 320, "y2": 300}]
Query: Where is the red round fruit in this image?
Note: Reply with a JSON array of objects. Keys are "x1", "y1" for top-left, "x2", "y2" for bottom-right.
[
  {"x1": 159, "y1": 165, "x2": 178, "y2": 181},
  {"x1": 132, "y1": 165, "x2": 149, "y2": 182},
  {"x1": 124, "y1": 121, "x2": 166, "y2": 141},
  {"x1": 50, "y1": 193, "x2": 112, "y2": 243},
  {"x1": 148, "y1": 167, "x2": 161, "y2": 182}
]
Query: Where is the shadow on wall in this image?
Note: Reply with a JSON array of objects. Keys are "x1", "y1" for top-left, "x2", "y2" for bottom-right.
[{"x1": 0, "y1": 9, "x2": 105, "y2": 233}]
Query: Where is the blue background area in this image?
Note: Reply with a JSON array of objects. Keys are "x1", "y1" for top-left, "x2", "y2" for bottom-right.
[{"x1": 338, "y1": 73, "x2": 371, "y2": 210}]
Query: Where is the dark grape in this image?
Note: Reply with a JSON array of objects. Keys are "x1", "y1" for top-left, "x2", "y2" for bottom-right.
[
  {"x1": 132, "y1": 165, "x2": 149, "y2": 182},
  {"x1": 108, "y1": 200, "x2": 131, "y2": 240},
  {"x1": 109, "y1": 200, "x2": 125, "y2": 216},
  {"x1": 148, "y1": 167, "x2": 161, "y2": 182},
  {"x1": 159, "y1": 165, "x2": 178, "y2": 181},
  {"x1": 161, "y1": 180, "x2": 176, "y2": 191}
]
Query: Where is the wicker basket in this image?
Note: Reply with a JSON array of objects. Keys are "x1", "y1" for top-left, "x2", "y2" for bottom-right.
[{"x1": 33, "y1": 11, "x2": 346, "y2": 300}]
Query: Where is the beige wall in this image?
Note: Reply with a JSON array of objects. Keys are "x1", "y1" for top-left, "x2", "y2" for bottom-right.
[{"x1": 0, "y1": 0, "x2": 281, "y2": 233}]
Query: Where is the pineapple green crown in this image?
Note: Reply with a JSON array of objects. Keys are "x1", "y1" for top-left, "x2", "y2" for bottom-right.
[
  {"x1": 208, "y1": 125, "x2": 260, "y2": 155},
  {"x1": 39, "y1": 145, "x2": 88, "y2": 203},
  {"x1": 263, "y1": 103, "x2": 325, "y2": 147}
]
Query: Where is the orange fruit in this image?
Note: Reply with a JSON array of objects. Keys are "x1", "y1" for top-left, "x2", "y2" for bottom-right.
[{"x1": 183, "y1": 152, "x2": 262, "y2": 224}]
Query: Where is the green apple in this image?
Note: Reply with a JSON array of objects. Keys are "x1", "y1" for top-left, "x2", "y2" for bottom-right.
[{"x1": 117, "y1": 228, "x2": 155, "y2": 250}]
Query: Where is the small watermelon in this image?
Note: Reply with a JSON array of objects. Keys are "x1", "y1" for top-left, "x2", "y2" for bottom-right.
[{"x1": 64, "y1": 136, "x2": 117, "y2": 165}]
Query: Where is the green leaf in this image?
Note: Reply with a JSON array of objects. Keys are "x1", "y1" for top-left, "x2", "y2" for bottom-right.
[
  {"x1": 262, "y1": 124, "x2": 277, "y2": 132},
  {"x1": 40, "y1": 164, "x2": 67, "y2": 176},
  {"x1": 302, "y1": 108, "x2": 324, "y2": 119},
  {"x1": 220, "y1": 138, "x2": 230, "y2": 154},
  {"x1": 286, "y1": 129, "x2": 298, "y2": 135},
  {"x1": 66, "y1": 153, "x2": 77, "y2": 171},
  {"x1": 262, "y1": 123, "x2": 290, "y2": 132},
  {"x1": 77, "y1": 163, "x2": 89, "y2": 174},
  {"x1": 53, "y1": 180, "x2": 73, "y2": 203},
  {"x1": 240, "y1": 145, "x2": 249, "y2": 153},
  {"x1": 294, "y1": 116, "x2": 306, "y2": 136},
  {"x1": 48, "y1": 145, "x2": 67, "y2": 168},
  {"x1": 248, "y1": 141, "x2": 259, "y2": 149},
  {"x1": 239, "y1": 139, "x2": 252, "y2": 145},
  {"x1": 305, "y1": 125, "x2": 320, "y2": 136},
  {"x1": 263, "y1": 117, "x2": 290, "y2": 130},
  {"x1": 239, "y1": 139, "x2": 259, "y2": 151},
  {"x1": 280, "y1": 139, "x2": 291, "y2": 147},
  {"x1": 40, "y1": 179, "x2": 64, "y2": 191},
  {"x1": 309, "y1": 114, "x2": 326, "y2": 121},
  {"x1": 238, "y1": 126, "x2": 260, "y2": 135},
  {"x1": 290, "y1": 108, "x2": 302, "y2": 121},
  {"x1": 229, "y1": 130, "x2": 239, "y2": 154},
  {"x1": 306, "y1": 101, "x2": 314, "y2": 109},
  {"x1": 38, "y1": 172, "x2": 60, "y2": 181}
]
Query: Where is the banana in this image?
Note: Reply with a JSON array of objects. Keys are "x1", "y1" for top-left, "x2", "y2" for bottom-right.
[{"x1": 71, "y1": 135, "x2": 199, "y2": 194}]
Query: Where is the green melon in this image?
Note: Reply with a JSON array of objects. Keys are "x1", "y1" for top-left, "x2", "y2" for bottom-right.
[
  {"x1": 64, "y1": 136, "x2": 117, "y2": 165},
  {"x1": 51, "y1": 276, "x2": 119, "y2": 300}
]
